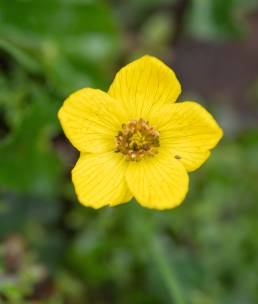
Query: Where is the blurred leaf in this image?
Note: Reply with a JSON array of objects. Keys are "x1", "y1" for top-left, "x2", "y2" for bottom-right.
[
  {"x1": 185, "y1": 0, "x2": 256, "y2": 41},
  {"x1": 139, "y1": 12, "x2": 175, "y2": 56},
  {"x1": 0, "y1": 96, "x2": 61, "y2": 195},
  {"x1": 0, "y1": 38, "x2": 41, "y2": 73},
  {"x1": 0, "y1": 0, "x2": 120, "y2": 93}
]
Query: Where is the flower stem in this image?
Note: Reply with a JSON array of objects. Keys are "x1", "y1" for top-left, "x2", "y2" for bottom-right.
[
  {"x1": 150, "y1": 235, "x2": 185, "y2": 304},
  {"x1": 129, "y1": 204, "x2": 185, "y2": 304}
]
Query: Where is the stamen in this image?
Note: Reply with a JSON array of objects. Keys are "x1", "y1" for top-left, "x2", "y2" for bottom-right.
[{"x1": 115, "y1": 119, "x2": 160, "y2": 161}]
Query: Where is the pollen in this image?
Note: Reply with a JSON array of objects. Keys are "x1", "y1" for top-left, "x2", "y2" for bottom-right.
[{"x1": 115, "y1": 118, "x2": 160, "y2": 161}]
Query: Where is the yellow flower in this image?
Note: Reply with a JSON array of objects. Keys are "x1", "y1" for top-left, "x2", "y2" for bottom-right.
[{"x1": 58, "y1": 55, "x2": 223, "y2": 210}]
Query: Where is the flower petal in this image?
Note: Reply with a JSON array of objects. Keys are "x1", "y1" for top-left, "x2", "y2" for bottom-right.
[
  {"x1": 58, "y1": 88, "x2": 128, "y2": 153},
  {"x1": 108, "y1": 55, "x2": 181, "y2": 119},
  {"x1": 152, "y1": 101, "x2": 223, "y2": 172},
  {"x1": 125, "y1": 151, "x2": 189, "y2": 210},
  {"x1": 72, "y1": 152, "x2": 129, "y2": 209},
  {"x1": 110, "y1": 189, "x2": 133, "y2": 207}
]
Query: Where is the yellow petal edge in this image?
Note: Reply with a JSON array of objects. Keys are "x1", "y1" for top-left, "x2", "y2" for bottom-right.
[
  {"x1": 108, "y1": 55, "x2": 181, "y2": 119},
  {"x1": 151, "y1": 101, "x2": 223, "y2": 172}
]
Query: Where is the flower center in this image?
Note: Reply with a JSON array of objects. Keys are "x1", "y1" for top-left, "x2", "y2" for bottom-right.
[{"x1": 115, "y1": 119, "x2": 160, "y2": 161}]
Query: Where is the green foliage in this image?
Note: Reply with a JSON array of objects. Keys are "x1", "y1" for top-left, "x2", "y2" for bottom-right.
[
  {"x1": 0, "y1": 71, "x2": 61, "y2": 195},
  {"x1": 0, "y1": 0, "x2": 258, "y2": 303},
  {"x1": 186, "y1": 0, "x2": 258, "y2": 41},
  {"x1": 0, "y1": 0, "x2": 120, "y2": 93}
]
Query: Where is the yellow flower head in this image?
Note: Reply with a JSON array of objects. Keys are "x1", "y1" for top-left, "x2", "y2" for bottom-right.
[{"x1": 58, "y1": 55, "x2": 223, "y2": 210}]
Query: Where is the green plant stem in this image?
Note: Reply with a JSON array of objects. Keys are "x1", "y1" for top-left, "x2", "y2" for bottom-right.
[
  {"x1": 130, "y1": 204, "x2": 185, "y2": 304},
  {"x1": 150, "y1": 235, "x2": 185, "y2": 304}
]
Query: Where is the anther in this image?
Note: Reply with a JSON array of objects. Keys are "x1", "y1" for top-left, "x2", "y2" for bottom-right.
[{"x1": 115, "y1": 119, "x2": 160, "y2": 161}]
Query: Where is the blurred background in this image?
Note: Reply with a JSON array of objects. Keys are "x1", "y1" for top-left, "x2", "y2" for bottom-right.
[{"x1": 0, "y1": 0, "x2": 258, "y2": 303}]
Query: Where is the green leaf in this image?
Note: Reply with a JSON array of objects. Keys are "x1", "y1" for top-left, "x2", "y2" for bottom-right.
[
  {"x1": 0, "y1": 0, "x2": 120, "y2": 93},
  {"x1": 0, "y1": 98, "x2": 62, "y2": 196},
  {"x1": 185, "y1": 0, "x2": 251, "y2": 41}
]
